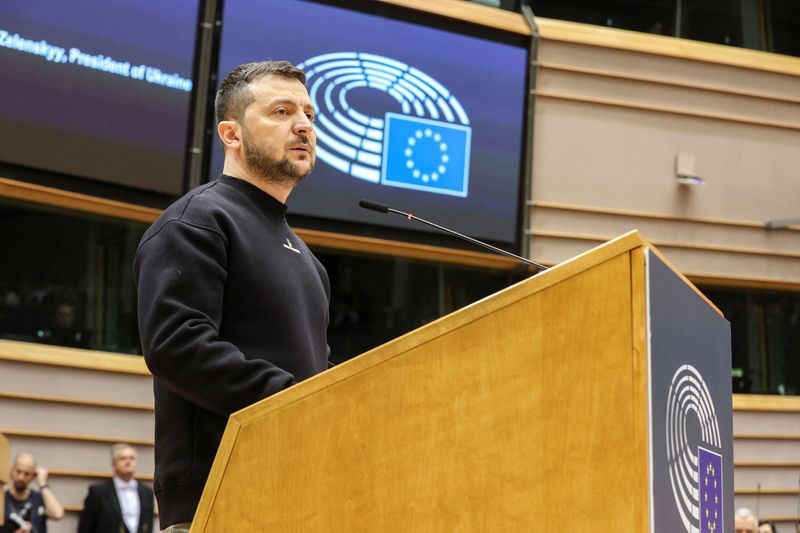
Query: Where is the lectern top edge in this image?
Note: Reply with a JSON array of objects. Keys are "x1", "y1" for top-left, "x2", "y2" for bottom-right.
[
  {"x1": 230, "y1": 230, "x2": 652, "y2": 428},
  {"x1": 229, "y1": 230, "x2": 717, "y2": 431},
  {"x1": 642, "y1": 241, "x2": 722, "y2": 317}
]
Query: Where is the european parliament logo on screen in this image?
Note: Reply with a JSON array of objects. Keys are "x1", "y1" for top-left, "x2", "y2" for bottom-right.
[{"x1": 298, "y1": 52, "x2": 472, "y2": 198}]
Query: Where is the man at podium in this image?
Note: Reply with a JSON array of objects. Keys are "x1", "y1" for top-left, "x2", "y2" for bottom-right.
[{"x1": 135, "y1": 61, "x2": 330, "y2": 532}]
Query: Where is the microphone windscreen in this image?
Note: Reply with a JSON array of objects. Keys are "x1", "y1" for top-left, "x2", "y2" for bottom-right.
[{"x1": 358, "y1": 199, "x2": 389, "y2": 213}]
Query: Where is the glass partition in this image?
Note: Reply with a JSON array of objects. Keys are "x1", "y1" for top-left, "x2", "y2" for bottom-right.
[
  {"x1": 703, "y1": 285, "x2": 800, "y2": 395},
  {"x1": 516, "y1": 0, "x2": 800, "y2": 57},
  {"x1": 0, "y1": 197, "x2": 146, "y2": 353},
  {"x1": 0, "y1": 196, "x2": 517, "y2": 360},
  {"x1": 304, "y1": 250, "x2": 517, "y2": 363},
  {"x1": 3, "y1": 194, "x2": 797, "y2": 396}
]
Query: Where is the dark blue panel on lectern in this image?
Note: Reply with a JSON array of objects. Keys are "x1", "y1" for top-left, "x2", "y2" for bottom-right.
[{"x1": 647, "y1": 250, "x2": 732, "y2": 533}]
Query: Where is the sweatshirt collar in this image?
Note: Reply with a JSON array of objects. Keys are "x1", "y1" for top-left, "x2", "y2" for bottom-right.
[{"x1": 218, "y1": 174, "x2": 288, "y2": 220}]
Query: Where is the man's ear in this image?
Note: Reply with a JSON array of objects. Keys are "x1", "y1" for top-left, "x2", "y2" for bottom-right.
[{"x1": 218, "y1": 120, "x2": 241, "y2": 150}]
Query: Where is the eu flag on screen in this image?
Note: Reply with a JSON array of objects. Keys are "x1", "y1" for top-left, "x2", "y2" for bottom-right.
[
  {"x1": 381, "y1": 112, "x2": 471, "y2": 197},
  {"x1": 699, "y1": 447, "x2": 723, "y2": 533}
]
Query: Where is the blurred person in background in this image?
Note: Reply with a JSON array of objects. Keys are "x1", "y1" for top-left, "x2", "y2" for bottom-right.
[
  {"x1": 78, "y1": 443, "x2": 154, "y2": 533},
  {"x1": 2, "y1": 453, "x2": 64, "y2": 533},
  {"x1": 735, "y1": 507, "x2": 758, "y2": 533}
]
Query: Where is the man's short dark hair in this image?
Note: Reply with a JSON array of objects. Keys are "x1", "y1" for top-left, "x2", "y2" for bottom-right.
[{"x1": 215, "y1": 60, "x2": 307, "y2": 124}]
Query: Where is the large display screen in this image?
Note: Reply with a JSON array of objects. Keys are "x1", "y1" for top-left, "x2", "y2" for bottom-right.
[
  {"x1": 0, "y1": 0, "x2": 199, "y2": 195},
  {"x1": 214, "y1": 0, "x2": 529, "y2": 247}
]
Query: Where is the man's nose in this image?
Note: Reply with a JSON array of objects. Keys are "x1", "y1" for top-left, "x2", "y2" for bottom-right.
[{"x1": 292, "y1": 114, "x2": 313, "y2": 136}]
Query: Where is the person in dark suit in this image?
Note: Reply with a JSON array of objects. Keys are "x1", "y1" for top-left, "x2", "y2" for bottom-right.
[{"x1": 78, "y1": 443, "x2": 154, "y2": 533}]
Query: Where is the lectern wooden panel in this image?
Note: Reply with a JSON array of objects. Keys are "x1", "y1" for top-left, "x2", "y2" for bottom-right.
[
  {"x1": 0, "y1": 432, "x2": 9, "y2": 525},
  {"x1": 191, "y1": 231, "x2": 731, "y2": 532}
]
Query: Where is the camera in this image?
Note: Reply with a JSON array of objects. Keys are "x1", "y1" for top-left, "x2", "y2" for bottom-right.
[{"x1": 8, "y1": 502, "x2": 31, "y2": 528}]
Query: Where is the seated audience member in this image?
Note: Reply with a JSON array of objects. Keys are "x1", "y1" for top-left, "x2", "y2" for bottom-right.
[
  {"x1": 757, "y1": 522, "x2": 776, "y2": 533},
  {"x1": 735, "y1": 507, "x2": 759, "y2": 533},
  {"x1": 49, "y1": 301, "x2": 89, "y2": 348},
  {"x1": 78, "y1": 443, "x2": 154, "y2": 533},
  {"x1": 2, "y1": 453, "x2": 65, "y2": 533}
]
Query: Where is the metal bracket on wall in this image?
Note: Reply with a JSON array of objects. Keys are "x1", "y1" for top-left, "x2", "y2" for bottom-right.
[
  {"x1": 520, "y1": 1, "x2": 539, "y2": 262},
  {"x1": 765, "y1": 218, "x2": 800, "y2": 230},
  {"x1": 184, "y1": 0, "x2": 222, "y2": 192}
]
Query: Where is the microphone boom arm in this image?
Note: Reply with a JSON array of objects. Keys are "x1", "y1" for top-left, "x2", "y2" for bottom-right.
[{"x1": 359, "y1": 199, "x2": 547, "y2": 272}]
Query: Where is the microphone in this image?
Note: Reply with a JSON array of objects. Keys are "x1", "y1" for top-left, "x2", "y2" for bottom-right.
[
  {"x1": 359, "y1": 199, "x2": 389, "y2": 214},
  {"x1": 358, "y1": 199, "x2": 547, "y2": 272}
]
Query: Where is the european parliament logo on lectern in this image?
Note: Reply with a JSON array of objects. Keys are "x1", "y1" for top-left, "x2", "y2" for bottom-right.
[{"x1": 667, "y1": 365, "x2": 724, "y2": 533}]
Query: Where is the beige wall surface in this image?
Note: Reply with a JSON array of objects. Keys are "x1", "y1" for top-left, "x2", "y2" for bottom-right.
[
  {"x1": 530, "y1": 24, "x2": 800, "y2": 286},
  {"x1": 533, "y1": 100, "x2": 800, "y2": 218}
]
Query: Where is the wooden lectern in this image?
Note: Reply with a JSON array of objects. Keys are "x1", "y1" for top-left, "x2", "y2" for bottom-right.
[
  {"x1": 192, "y1": 231, "x2": 732, "y2": 531},
  {"x1": 0, "y1": 432, "x2": 9, "y2": 525}
]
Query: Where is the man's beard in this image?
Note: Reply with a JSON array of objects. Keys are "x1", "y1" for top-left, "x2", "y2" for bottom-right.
[{"x1": 242, "y1": 129, "x2": 315, "y2": 186}]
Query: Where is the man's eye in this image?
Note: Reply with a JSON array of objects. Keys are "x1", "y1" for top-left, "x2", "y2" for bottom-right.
[
  {"x1": 306, "y1": 113, "x2": 315, "y2": 122},
  {"x1": 275, "y1": 108, "x2": 288, "y2": 115}
]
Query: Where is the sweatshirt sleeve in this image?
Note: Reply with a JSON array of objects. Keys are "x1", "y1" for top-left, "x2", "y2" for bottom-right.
[{"x1": 134, "y1": 219, "x2": 295, "y2": 415}]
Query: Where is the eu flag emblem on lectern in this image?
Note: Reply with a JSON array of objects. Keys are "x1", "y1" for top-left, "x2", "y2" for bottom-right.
[
  {"x1": 699, "y1": 447, "x2": 723, "y2": 533},
  {"x1": 381, "y1": 112, "x2": 471, "y2": 198}
]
